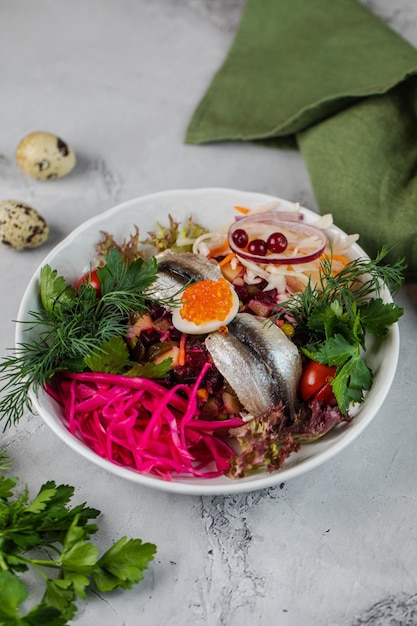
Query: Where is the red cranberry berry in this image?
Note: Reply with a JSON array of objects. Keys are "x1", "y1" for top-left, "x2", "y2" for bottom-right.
[
  {"x1": 267, "y1": 232, "x2": 288, "y2": 253},
  {"x1": 232, "y1": 228, "x2": 249, "y2": 249},
  {"x1": 248, "y1": 238, "x2": 267, "y2": 256}
]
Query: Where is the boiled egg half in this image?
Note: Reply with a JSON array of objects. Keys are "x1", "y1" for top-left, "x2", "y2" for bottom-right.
[{"x1": 171, "y1": 277, "x2": 239, "y2": 334}]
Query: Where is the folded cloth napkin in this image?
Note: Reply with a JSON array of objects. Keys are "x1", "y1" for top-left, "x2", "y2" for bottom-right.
[{"x1": 186, "y1": 0, "x2": 417, "y2": 278}]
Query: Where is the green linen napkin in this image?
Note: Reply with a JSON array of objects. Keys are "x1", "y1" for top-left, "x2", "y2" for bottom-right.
[{"x1": 186, "y1": 0, "x2": 417, "y2": 278}]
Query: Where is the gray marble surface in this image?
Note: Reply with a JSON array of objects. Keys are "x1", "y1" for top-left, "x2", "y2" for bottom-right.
[{"x1": 1, "y1": 1, "x2": 417, "y2": 624}]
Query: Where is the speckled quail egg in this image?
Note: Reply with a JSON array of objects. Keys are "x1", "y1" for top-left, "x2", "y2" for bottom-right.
[
  {"x1": 16, "y1": 131, "x2": 76, "y2": 180},
  {"x1": 0, "y1": 200, "x2": 49, "y2": 250}
]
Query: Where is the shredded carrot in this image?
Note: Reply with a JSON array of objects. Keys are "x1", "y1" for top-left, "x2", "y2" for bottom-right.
[
  {"x1": 208, "y1": 239, "x2": 229, "y2": 258},
  {"x1": 219, "y1": 252, "x2": 235, "y2": 267},
  {"x1": 178, "y1": 333, "x2": 186, "y2": 366},
  {"x1": 330, "y1": 253, "x2": 350, "y2": 265},
  {"x1": 320, "y1": 252, "x2": 350, "y2": 265},
  {"x1": 320, "y1": 252, "x2": 350, "y2": 276},
  {"x1": 234, "y1": 205, "x2": 250, "y2": 215},
  {"x1": 196, "y1": 388, "x2": 209, "y2": 401}
]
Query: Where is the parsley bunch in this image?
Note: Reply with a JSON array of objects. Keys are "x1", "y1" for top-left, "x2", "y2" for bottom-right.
[
  {"x1": 0, "y1": 452, "x2": 156, "y2": 625},
  {"x1": 277, "y1": 246, "x2": 406, "y2": 414}
]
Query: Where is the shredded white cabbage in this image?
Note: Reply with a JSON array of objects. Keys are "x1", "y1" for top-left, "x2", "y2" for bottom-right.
[{"x1": 192, "y1": 204, "x2": 359, "y2": 301}]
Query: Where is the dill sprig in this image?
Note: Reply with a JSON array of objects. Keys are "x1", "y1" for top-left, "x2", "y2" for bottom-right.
[
  {"x1": 0, "y1": 248, "x2": 166, "y2": 429},
  {"x1": 278, "y1": 245, "x2": 406, "y2": 346},
  {"x1": 0, "y1": 334, "x2": 56, "y2": 429},
  {"x1": 275, "y1": 245, "x2": 406, "y2": 414}
]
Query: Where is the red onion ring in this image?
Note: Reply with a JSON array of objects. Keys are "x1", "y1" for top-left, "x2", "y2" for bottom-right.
[
  {"x1": 228, "y1": 211, "x2": 327, "y2": 265},
  {"x1": 233, "y1": 211, "x2": 304, "y2": 223}
]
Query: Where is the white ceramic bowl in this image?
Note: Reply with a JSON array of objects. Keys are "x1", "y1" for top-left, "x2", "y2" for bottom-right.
[{"x1": 16, "y1": 188, "x2": 400, "y2": 495}]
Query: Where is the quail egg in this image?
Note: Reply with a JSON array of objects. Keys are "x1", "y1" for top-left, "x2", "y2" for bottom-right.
[
  {"x1": 16, "y1": 131, "x2": 76, "y2": 180},
  {"x1": 0, "y1": 200, "x2": 49, "y2": 249}
]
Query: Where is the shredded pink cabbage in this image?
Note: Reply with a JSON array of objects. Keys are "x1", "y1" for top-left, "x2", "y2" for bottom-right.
[{"x1": 45, "y1": 364, "x2": 244, "y2": 480}]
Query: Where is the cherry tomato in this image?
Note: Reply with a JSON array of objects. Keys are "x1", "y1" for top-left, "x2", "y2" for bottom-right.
[
  {"x1": 74, "y1": 268, "x2": 101, "y2": 295},
  {"x1": 313, "y1": 381, "x2": 337, "y2": 406},
  {"x1": 299, "y1": 360, "x2": 337, "y2": 403}
]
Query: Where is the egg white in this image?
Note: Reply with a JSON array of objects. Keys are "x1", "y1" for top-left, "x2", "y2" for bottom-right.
[{"x1": 171, "y1": 286, "x2": 240, "y2": 335}]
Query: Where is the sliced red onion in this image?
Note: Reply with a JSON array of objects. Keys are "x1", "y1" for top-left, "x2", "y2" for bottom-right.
[
  {"x1": 228, "y1": 211, "x2": 327, "y2": 265},
  {"x1": 233, "y1": 210, "x2": 304, "y2": 223}
]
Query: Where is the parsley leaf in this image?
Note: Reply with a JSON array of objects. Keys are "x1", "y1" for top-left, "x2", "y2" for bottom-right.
[
  {"x1": 0, "y1": 570, "x2": 28, "y2": 620},
  {"x1": 277, "y1": 248, "x2": 405, "y2": 415},
  {"x1": 126, "y1": 358, "x2": 173, "y2": 379},
  {"x1": 83, "y1": 338, "x2": 173, "y2": 378},
  {"x1": 313, "y1": 334, "x2": 358, "y2": 367},
  {"x1": 40, "y1": 265, "x2": 76, "y2": 317},
  {"x1": 97, "y1": 248, "x2": 158, "y2": 305},
  {"x1": 84, "y1": 336, "x2": 131, "y2": 373},
  {"x1": 308, "y1": 301, "x2": 364, "y2": 348},
  {"x1": 358, "y1": 298, "x2": 404, "y2": 336},
  {"x1": 0, "y1": 456, "x2": 156, "y2": 624},
  {"x1": 93, "y1": 536, "x2": 157, "y2": 591},
  {"x1": 332, "y1": 355, "x2": 373, "y2": 413},
  {"x1": 311, "y1": 334, "x2": 373, "y2": 414}
]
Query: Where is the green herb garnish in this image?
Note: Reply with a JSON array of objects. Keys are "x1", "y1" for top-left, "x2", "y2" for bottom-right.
[
  {"x1": 143, "y1": 214, "x2": 207, "y2": 253},
  {"x1": 276, "y1": 246, "x2": 406, "y2": 414},
  {"x1": 0, "y1": 452, "x2": 156, "y2": 625},
  {"x1": 0, "y1": 248, "x2": 165, "y2": 429}
]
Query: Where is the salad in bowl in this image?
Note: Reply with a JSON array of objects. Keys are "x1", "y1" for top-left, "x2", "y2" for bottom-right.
[{"x1": 0, "y1": 189, "x2": 405, "y2": 495}]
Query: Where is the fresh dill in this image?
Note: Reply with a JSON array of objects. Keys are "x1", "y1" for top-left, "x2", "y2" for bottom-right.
[
  {"x1": 274, "y1": 245, "x2": 406, "y2": 414},
  {"x1": 0, "y1": 249, "x2": 167, "y2": 429}
]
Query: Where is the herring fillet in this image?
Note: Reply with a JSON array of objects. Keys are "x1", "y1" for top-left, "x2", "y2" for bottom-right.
[
  {"x1": 148, "y1": 251, "x2": 222, "y2": 300},
  {"x1": 229, "y1": 313, "x2": 302, "y2": 417},
  {"x1": 205, "y1": 331, "x2": 277, "y2": 417},
  {"x1": 205, "y1": 313, "x2": 302, "y2": 418}
]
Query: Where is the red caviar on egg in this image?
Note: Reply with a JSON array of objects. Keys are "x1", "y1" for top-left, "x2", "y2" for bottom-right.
[{"x1": 171, "y1": 278, "x2": 239, "y2": 334}]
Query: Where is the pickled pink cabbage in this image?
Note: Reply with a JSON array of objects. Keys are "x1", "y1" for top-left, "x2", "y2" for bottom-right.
[{"x1": 46, "y1": 363, "x2": 244, "y2": 480}]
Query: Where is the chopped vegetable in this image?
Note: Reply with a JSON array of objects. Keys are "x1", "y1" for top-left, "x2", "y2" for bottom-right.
[
  {"x1": 47, "y1": 365, "x2": 244, "y2": 478},
  {"x1": 234, "y1": 205, "x2": 251, "y2": 214},
  {"x1": 207, "y1": 240, "x2": 230, "y2": 258}
]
